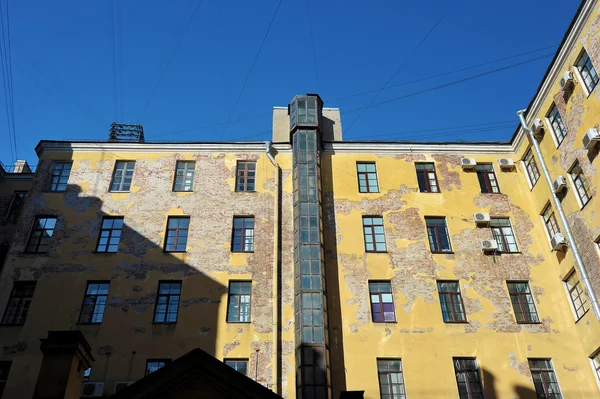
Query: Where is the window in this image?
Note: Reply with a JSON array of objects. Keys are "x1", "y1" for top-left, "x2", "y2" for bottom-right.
[
  {"x1": 507, "y1": 282, "x2": 539, "y2": 323},
  {"x1": 377, "y1": 359, "x2": 406, "y2": 399},
  {"x1": 569, "y1": 162, "x2": 591, "y2": 207},
  {"x1": 109, "y1": 161, "x2": 135, "y2": 192},
  {"x1": 78, "y1": 282, "x2": 110, "y2": 324},
  {"x1": 523, "y1": 149, "x2": 540, "y2": 187},
  {"x1": 164, "y1": 217, "x2": 190, "y2": 252},
  {"x1": 437, "y1": 281, "x2": 466, "y2": 322},
  {"x1": 236, "y1": 161, "x2": 256, "y2": 192},
  {"x1": 547, "y1": 105, "x2": 568, "y2": 145},
  {"x1": 369, "y1": 281, "x2": 395, "y2": 322},
  {"x1": 47, "y1": 162, "x2": 72, "y2": 191},
  {"x1": 173, "y1": 161, "x2": 195, "y2": 192},
  {"x1": 453, "y1": 358, "x2": 483, "y2": 399},
  {"x1": 83, "y1": 368, "x2": 91, "y2": 382},
  {"x1": 591, "y1": 351, "x2": 600, "y2": 383},
  {"x1": 5, "y1": 191, "x2": 26, "y2": 223},
  {"x1": 231, "y1": 217, "x2": 254, "y2": 252},
  {"x1": 426, "y1": 217, "x2": 452, "y2": 253},
  {"x1": 565, "y1": 271, "x2": 589, "y2": 320},
  {"x1": 363, "y1": 217, "x2": 386, "y2": 252},
  {"x1": 296, "y1": 99, "x2": 317, "y2": 123},
  {"x1": 145, "y1": 359, "x2": 171, "y2": 376},
  {"x1": 1, "y1": 281, "x2": 36, "y2": 325},
  {"x1": 0, "y1": 361, "x2": 11, "y2": 397},
  {"x1": 227, "y1": 281, "x2": 251, "y2": 322},
  {"x1": 528, "y1": 359, "x2": 562, "y2": 398},
  {"x1": 153, "y1": 282, "x2": 181, "y2": 324},
  {"x1": 225, "y1": 359, "x2": 248, "y2": 376},
  {"x1": 357, "y1": 162, "x2": 379, "y2": 193},
  {"x1": 490, "y1": 218, "x2": 518, "y2": 253},
  {"x1": 475, "y1": 164, "x2": 500, "y2": 193},
  {"x1": 26, "y1": 217, "x2": 57, "y2": 254},
  {"x1": 96, "y1": 217, "x2": 123, "y2": 253},
  {"x1": 541, "y1": 204, "x2": 560, "y2": 239},
  {"x1": 415, "y1": 163, "x2": 439, "y2": 193},
  {"x1": 576, "y1": 50, "x2": 599, "y2": 93}
]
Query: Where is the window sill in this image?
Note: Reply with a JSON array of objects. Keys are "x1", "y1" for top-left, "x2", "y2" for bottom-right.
[
  {"x1": 365, "y1": 251, "x2": 388, "y2": 254},
  {"x1": 173, "y1": 190, "x2": 194, "y2": 193},
  {"x1": 372, "y1": 320, "x2": 397, "y2": 324},
  {"x1": 226, "y1": 321, "x2": 251, "y2": 324},
  {"x1": 163, "y1": 250, "x2": 188, "y2": 254},
  {"x1": 109, "y1": 191, "x2": 131, "y2": 193},
  {"x1": 418, "y1": 191, "x2": 441, "y2": 194},
  {"x1": 497, "y1": 251, "x2": 521, "y2": 255},
  {"x1": 443, "y1": 320, "x2": 469, "y2": 324},
  {"x1": 93, "y1": 251, "x2": 118, "y2": 255},
  {"x1": 431, "y1": 251, "x2": 454, "y2": 255},
  {"x1": 480, "y1": 192, "x2": 503, "y2": 195},
  {"x1": 359, "y1": 191, "x2": 380, "y2": 194},
  {"x1": 42, "y1": 190, "x2": 66, "y2": 193},
  {"x1": 76, "y1": 322, "x2": 102, "y2": 326},
  {"x1": 574, "y1": 310, "x2": 589, "y2": 323},
  {"x1": 231, "y1": 251, "x2": 254, "y2": 254},
  {"x1": 516, "y1": 321, "x2": 542, "y2": 325},
  {"x1": 579, "y1": 198, "x2": 592, "y2": 211},
  {"x1": 152, "y1": 322, "x2": 178, "y2": 325},
  {"x1": 234, "y1": 190, "x2": 257, "y2": 194}
]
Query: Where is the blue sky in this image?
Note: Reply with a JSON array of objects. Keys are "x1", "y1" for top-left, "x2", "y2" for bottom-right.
[{"x1": 1, "y1": 0, "x2": 580, "y2": 167}]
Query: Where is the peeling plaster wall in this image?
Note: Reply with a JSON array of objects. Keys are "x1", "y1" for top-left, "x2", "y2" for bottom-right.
[
  {"x1": 0, "y1": 177, "x2": 33, "y2": 247},
  {"x1": 0, "y1": 149, "x2": 296, "y2": 398},
  {"x1": 323, "y1": 149, "x2": 600, "y2": 398}
]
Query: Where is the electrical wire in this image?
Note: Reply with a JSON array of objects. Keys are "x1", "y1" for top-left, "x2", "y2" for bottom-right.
[
  {"x1": 218, "y1": 0, "x2": 283, "y2": 140},
  {"x1": 344, "y1": 0, "x2": 458, "y2": 134},
  {"x1": 137, "y1": 0, "x2": 203, "y2": 121},
  {"x1": 306, "y1": 0, "x2": 319, "y2": 90},
  {"x1": 0, "y1": 0, "x2": 17, "y2": 161},
  {"x1": 110, "y1": 0, "x2": 118, "y2": 121}
]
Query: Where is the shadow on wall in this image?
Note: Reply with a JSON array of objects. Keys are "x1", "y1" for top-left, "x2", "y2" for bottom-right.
[
  {"x1": 482, "y1": 368, "x2": 538, "y2": 399},
  {"x1": 1, "y1": 153, "x2": 228, "y2": 397}
]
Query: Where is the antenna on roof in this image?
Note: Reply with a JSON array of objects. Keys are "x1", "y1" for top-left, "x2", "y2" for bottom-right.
[{"x1": 109, "y1": 123, "x2": 144, "y2": 143}]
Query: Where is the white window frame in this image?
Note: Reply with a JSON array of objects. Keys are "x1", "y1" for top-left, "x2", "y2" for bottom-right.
[
  {"x1": 540, "y1": 202, "x2": 559, "y2": 247},
  {"x1": 566, "y1": 160, "x2": 590, "y2": 210},
  {"x1": 544, "y1": 105, "x2": 565, "y2": 149},
  {"x1": 562, "y1": 269, "x2": 589, "y2": 322},
  {"x1": 590, "y1": 349, "x2": 600, "y2": 391},
  {"x1": 521, "y1": 148, "x2": 540, "y2": 190}
]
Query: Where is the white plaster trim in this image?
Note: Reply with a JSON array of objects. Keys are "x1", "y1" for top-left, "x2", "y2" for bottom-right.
[{"x1": 324, "y1": 142, "x2": 515, "y2": 155}]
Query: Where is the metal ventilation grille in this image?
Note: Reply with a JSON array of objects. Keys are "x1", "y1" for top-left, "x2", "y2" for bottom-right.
[
  {"x1": 500, "y1": 159, "x2": 509, "y2": 165},
  {"x1": 482, "y1": 240, "x2": 493, "y2": 248},
  {"x1": 475, "y1": 213, "x2": 485, "y2": 221}
]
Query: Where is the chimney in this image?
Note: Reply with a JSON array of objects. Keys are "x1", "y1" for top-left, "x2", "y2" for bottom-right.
[
  {"x1": 33, "y1": 331, "x2": 94, "y2": 399},
  {"x1": 13, "y1": 160, "x2": 31, "y2": 173}
]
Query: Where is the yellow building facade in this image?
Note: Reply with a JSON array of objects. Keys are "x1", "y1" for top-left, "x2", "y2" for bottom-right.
[{"x1": 0, "y1": 1, "x2": 599, "y2": 398}]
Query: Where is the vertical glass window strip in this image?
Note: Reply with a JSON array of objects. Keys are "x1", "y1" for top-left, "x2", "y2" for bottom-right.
[
  {"x1": 232, "y1": 217, "x2": 254, "y2": 252},
  {"x1": 363, "y1": 217, "x2": 387, "y2": 252},
  {"x1": 297, "y1": 99, "x2": 317, "y2": 123},
  {"x1": 377, "y1": 359, "x2": 406, "y2": 399},
  {"x1": 453, "y1": 358, "x2": 484, "y2": 399},
  {"x1": 565, "y1": 272, "x2": 589, "y2": 320},
  {"x1": 300, "y1": 290, "x2": 325, "y2": 343},
  {"x1": 369, "y1": 282, "x2": 395, "y2": 322},
  {"x1": 548, "y1": 105, "x2": 568, "y2": 145},
  {"x1": 298, "y1": 346, "x2": 328, "y2": 398},
  {"x1": 569, "y1": 162, "x2": 591, "y2": 207},
  {"x1": 110, "y1": 161, "x2": 135, "y2": 192},
  {"x1": 145, "y1": 359, "x2": 171, "y2": 376},
  {"x1": 425, "y1": 217, "x2": 452, "y2": 253},
  {"x1": 357, "y1": 162, "x2": 379, "y2": 193},
  {"x1": 26, "y1": 217, "x2": 57, "y2": 253},
  {"x1": 415, "y1": 163, "x2": 439, "y2": 193},
  {"x1": 153, "y1": 282, "x2": 181, "y2": 323},
  {"x1": 1, "y1": 281, "x2": 36, "y2": 325},
  {"x1": 96, "y1": 217, "x2": 123, "y2": 253},
  {"x1": 490, "y1": 218, "x2": 518, "y2": 253},
  {"x1": 591, "y1": 352, "x2": 600, "y2": 383},
  {"x1": 0, "y1": 361, "x2": 11, "y2": 397},
  {"x1": 236, "y1": 161, "x2": 256, "y2": 192},
  {"x1": 523, "y1": 149, "x2": 540, "y2": 187},
  {"x1": 5, "y1": 191, "x2": 26, "y2": 223},
  {"x1": 47, "y1": 162, "x2": 72, "y2": 191},
  {"x1": 576, "y1": 50, "x2": 599, "y2": 93},
  {"x1": 437, "y1": 281, "x2": 466, "y2": 322},
  {"x1": 528, "y1": 359, "x2": 562, "y2": 399},
  {"x1": 164, "y1": 217, "x2": 189, "y2": 252},
  {"x1": 227, "y1": 281, "x2": 251, "y2": 322},
  {"x1": 173, "y1": 161, "x2": 195, "y2": 192},
  {"x1": 79, "y1": 282, "x2": 110, "y2": 324},
  {"x1": 225, "y1": 359, "x2": 249, "y2": 375},
  {"x1": 507, "y1": 282, "x2": 539, "y2": 323},
  {"x1": 475, "y1": 164, "x2": 500, "y2": 193},
  {"x1": 542, "y1": 205, "x2": 560, "y2": 238}
]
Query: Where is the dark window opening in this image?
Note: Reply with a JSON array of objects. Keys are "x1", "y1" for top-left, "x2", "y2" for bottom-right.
[
  {"x1": 79, "y1": 282, "x2": 110, "y2": 324},
  {"x1": 26, "y1": 217, "x2": 57, "y2": 253},
  {"x1": 357, "y1": 162, "x2": 379, "y2": 193},
  {"x1": 227, "y1": 281, "x2": 251, "y2": 322},
  {"x1": 236, "y1": 161, "x2": 256, "y2": 192},
  {"x1": 490, "y1": 218, "x2": 518, "y2": 253},
  {"x1": 164, "y1": 217, "x2": 189, "y2": 252},
  {"x1": 145, "y1": 359, "x2": 171, "y2": 376},
  {"x1": 153, "y1": 282, "x2": 181, "y2": 324},
  {"x1": 173, "y1": 161, "x2": 195, "y2": 192},
  {"x1": 225, "y1": 359, "x2": 248, "y2": 376},
  {"x1": 232, "y1": 217, "x2": 254, "y2": 252},
  {"x1": 96, "y1": 217, "x2": 123, "y2": 253},
  {"x1": 110, "y1": 161, "x2": 135, "y2": 192},
  {"x1": 369, "y1": 281, "x2": 395, "y2": 322},
  {"x1": 363, "y1": 217, "x2": 386, "y2": 252},
  {"x1": 377, "y1": 359, "x2": 406, "y2": 399},
  {"x1": 416, "y1": 163, "x2": 439, "y2": 193},
  {"x1": 437, "y1": 281, "x2": 467, "y2": 322},
  {"x1": 1, "y1": 281, "x2": 36, "y2": 325},
  {"x1": 507, "y1": 282, "x2": 539, "y2": 323},
  {"x1": 453, "y1": 358, "x2": 484, "y2": 399},
  {"x1": 47, "y1": 162, "x2": 72, "y2": 192},
  {"x1": 475, "y1": 164, "x2": 500, "y2": 193},
  {"x1": 528, "y1": 359, "x2": 562, "y2": 398},
  {"x1": 426, "y1": 217, "x2": 452, "y2": 253}
]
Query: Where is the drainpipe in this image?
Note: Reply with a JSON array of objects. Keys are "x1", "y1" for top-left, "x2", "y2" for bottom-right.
[
  {"x1": 517, "y1": 110, "x2": 600, "y2": 319},
  {"x1": 265, "y1": 141, "x2": 281, "y2": 394}
]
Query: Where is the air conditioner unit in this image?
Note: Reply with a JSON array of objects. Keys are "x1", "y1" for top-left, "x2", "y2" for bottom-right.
[
  {"x1": 559, "y1": 70, "x2": 574, "y2": 90},
  {"x1": 532, "y1": 118, "x2": 544, "y2": 137},
  {"x1": 480, "y1": 240, "x2": 498, "y2": 252},
  {"x1": 553, "y1": 175, "x2": 567, "y2": 193},
  {"x1": 498, "y1": 158, "x2": 515, "y2": 170},
  {"x1": 550, "y1": 233, "x2": 567, "y2": 251},
  {"x1": 114, "y1": 381, "x2": 135, "y2": 393},
  {"x1": 460, "y1": 158, "x2": 476, "y2": 170},
  {"x1": 473, "y1": 212, "x2": 490, "y2": 225},
  {"x1": 81, "y1": 382, "x2": 104, "y2": 397},
  {"x1": 582, "y1": 128, "x2": 600, "y2": 149}
]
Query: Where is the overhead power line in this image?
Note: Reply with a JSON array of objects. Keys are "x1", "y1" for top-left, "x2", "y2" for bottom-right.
[
  {"x1": 336, "y1": 44, "x2": 559, "y2": 101},
  {"x1": 0, "y1": 0, "x2": 17, "y2": 161},
  {"x1": 218, "y1": 0, "x2": 283, "y2": 140},
  {"x1": 344, "y1": 0, "x2": 458, "y2": 134},
  {"x1": 138, "y1": 0, "x2": 203, "y2": 121},
  {"x1": 342, "y1": 52, "x2": 554, "y2": 115},
  {"x1": 306, "y1": 0, "x2": 319, "y2": 90}
]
